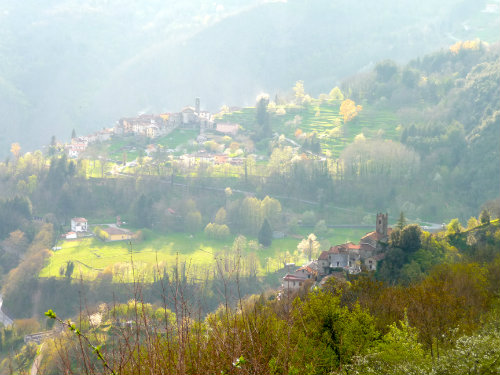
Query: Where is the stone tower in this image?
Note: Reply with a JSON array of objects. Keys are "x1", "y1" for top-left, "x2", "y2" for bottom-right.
[
  {"x1": 195, "y1": 97, "x2": 200, "y2": 114},
  {"x1": 376, "y1": 213, "x2": 388, "y2": 237}
]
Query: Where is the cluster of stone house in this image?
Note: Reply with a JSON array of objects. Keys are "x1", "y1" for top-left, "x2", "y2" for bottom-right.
[
  {"x1": 64, "y1": 98, "x2": 242, "y2": 160},
  {"x1": 282, "y1": 213, "x2": 391, "y2": 292},
  {"x1": 114, "y1": 98, "x2": 220, "y2": 138},
  {"x1": 66, "y1": 128, "x2": 114, "y2": 158},
  {"x1": 115, "y1": 114, "x2": 175, "y2": 138}
]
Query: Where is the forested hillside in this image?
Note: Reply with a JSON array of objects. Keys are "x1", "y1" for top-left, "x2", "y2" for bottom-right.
[
  {"x1": 340, "y1": 41, "x2": 500, "y2": 217},
  {"x1": 0, "y1": 0, "x2": 498, "y2": 156}
]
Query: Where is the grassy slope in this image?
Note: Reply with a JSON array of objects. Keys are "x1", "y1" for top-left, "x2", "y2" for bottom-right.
[
  {"x1": 220, "y1": 102, "x2": 400, "y2": 157},
  {"x1": 40, "y1": 227, "x2": 368, "y2": 282}
]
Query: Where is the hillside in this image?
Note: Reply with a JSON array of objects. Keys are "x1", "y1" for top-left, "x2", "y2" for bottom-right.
[{"x1": 1, "y1": 0, "x2": 499, "y2": 157}]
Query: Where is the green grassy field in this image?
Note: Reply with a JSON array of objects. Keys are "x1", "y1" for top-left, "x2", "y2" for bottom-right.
[
  {"x1": 220, "y1": 102, "x2": 400, "y2": 158},
  {"x1": 156, "y1": 129, "x2": 198, "y2": 152},
  {"x1": 40, "y1": 228, "x2": 368, "y2": 282}
]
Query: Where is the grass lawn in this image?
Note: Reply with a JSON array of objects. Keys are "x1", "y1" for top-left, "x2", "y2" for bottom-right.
[
  {"x1": 156, "y1": 129, "x2": 198, "y2": 150},
  {"x1": 40, "y1": 228, "x2": 369, "y2": 283}
]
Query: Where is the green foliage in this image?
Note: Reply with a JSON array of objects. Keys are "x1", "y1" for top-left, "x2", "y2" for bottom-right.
[
  {"x1": 131, "y1": 194, "x2": 154, "y2": 228},
  {"x1": 204, "y1": 223, "x2": 231, "y2": 240},
  {"x1": 435, "y1": 321, "x2": 500, "y2": 375},
  {"x1": 291, "y1": 290, "x2": 378, "y2": 372},
  {"x1": 467, "y1": 216, "x2": 479, "y2": 230},
  {"x1": 329, "y1": 87, "x2": 344, "y2": 101},
  {"x1": 93, "y1": 226, "x2": 110, "y2": 241},
  {"x1": 479, "y1": 209, "x2": 490, "y2": 225},
  {"x1": 185, "y1": 211, "x2": 202, "y2": 234},
  {"x1": 375, "y1": 60, "x2": 399, "y2": 82},
  {"x1": 0, "y1": 196, "x2": 32, "y2": 239},
  {"x1": 349, "y1": 313, "x2": 431, "y2": 375},
  {"x1": 447, "y1": 218, "x2": 462, "y2": 235}
]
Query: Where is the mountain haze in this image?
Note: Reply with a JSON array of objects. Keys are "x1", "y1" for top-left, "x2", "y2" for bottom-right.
[{"x1": 0, "y1": 0, "x2": 498, "y2": 156}]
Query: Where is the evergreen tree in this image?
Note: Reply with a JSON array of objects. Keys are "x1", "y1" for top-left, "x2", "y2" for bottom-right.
[
  {"x1": 65, "y1": 261, "x2": 74, "y2": 279},
  {"x1": 258, "y1": 219, "x2": 272, "y2": 247},
  {"x1": 49, "y1": 135, "x2": 57, "y2": 156},
  {"x1": 396, "y1": 212, "x2": 407, "y2": 230},
  {"x1": 255, "y1": 95, "x2": 271, "y2": 138}
]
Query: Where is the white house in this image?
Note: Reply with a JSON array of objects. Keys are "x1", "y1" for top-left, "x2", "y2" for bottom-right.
[{"x1": 71, "y1": 217, "x2": 88, "y2": 232}]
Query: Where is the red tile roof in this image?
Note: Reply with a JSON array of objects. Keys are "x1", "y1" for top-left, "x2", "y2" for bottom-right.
[
  {"x1": 283, "y1": 274, "x2": 307, "y2": 281},
  {"x1": 361, "y1": 229, "x2": 393, "y2": 242},
  {"x1": 345, "y1": 242, "x2": 360, "y2": 250},
  {"x1": 72, "y1": 217, "x2": 87, "y2": 223},
  {"x1": 296, "y1": 266, "x2": 317, "y2": 275},
  {"x1": 318, "y1": 251, "x2": 329, "y2": 260},
  {"x1": 102, "y1": 227, "x2": 131, "y2": 236}
]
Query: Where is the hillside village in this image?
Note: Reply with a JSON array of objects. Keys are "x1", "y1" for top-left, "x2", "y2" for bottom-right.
[
  {"x1": 281, "y1": 213, "x2": 390, "y2": 293},
  {"x1": 64, "y1": 98, "x2": 242, "y2": 162}
]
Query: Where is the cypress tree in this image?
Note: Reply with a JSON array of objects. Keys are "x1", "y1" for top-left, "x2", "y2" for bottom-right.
[{"x1": 258, "y1": 219, "x2": 273, "y2": 247}]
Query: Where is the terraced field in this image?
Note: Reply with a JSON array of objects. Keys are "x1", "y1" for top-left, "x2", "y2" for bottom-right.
[{"x1": 219, "y1": 102, "x2": 400, "y2": 157}]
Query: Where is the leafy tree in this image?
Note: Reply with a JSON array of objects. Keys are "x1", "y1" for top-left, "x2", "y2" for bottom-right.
[
  {"x1": 71, "y1": 129, "x2": 76, "y2": 139},
  {"x1": 240, "y1": 197, "x2": 263, "y2": 235},
  {"x1": 467, "y1": 216, "x2": 479, "y2": 230},
  {"x1": 214, "y1": 207, "x2": 227, "y2": 225},
  {"x1": 377, "y1": 247, "x2": 405, "y2": 282},
  {"x1": 301, "y1": 210, "x2": 316, "y2": 226},
  {"x1": 314, "y1": 220, "x2": 328, "y2": 237},
  {"x1": 232, "y1": 235, "x2": 247, "y2": 253},
  {"x1": 258, "y1": 219, "x2": 272, "y2": 247},
  {"x1": 329, "y1": 86, "x2": 344, "y2": 101},
  {"x1": 204, "y1": 223, "x2": 230, "y2": 240},
  {"x1": 436, "y1": 322, "x2": 500, "y2": 375},
  {"x1": 261, "y1": 196, "x2": 281, "y2": 224},
  {"x1": 447, "y1": 218, "x2": 462, "y2": 235},
  {"x1": 291, "y1": 290, "x2": 378, "y2": 373},
  {"x1": 132, "y1": 194, "x2": 154, "y2": 228},
  {"x1": 339, "y1": 99, "x2": 362, "y2": 123},
  {"x1": 407, "y1": 263, "x2": 489, "y2": 357},
  {"x1": 297, "y1": 233, "x2": 320, "y2": 261},
  {"x1": 185, "y1": 211, "x2": 202, "y2": 233},
  {"x1": 349, "y1": 313, "x2": 431, "y2": 374},
  {"x1": 10, "y1": 143, "x2": 21, "y2": 160},
  {"x1": 400, "y1": 224, "x2": 422, "y2": 254},
  {"x1": 293, "y1": 80, "x2": 305, "y2": 104},
  {"x1": 402, "y1": 67, "x2": 420, "y2": 88},
  {"x1": 375, "y1": 59, "x2": 398, "y2": 82},
  {"x1": 479, "y1": 209, "x2": 490, "y2": 225}
]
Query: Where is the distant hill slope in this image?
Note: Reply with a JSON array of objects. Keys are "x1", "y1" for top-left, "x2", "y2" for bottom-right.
[{"x1": 0, "y1": 0, "x2": 498, "y2": 157}]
